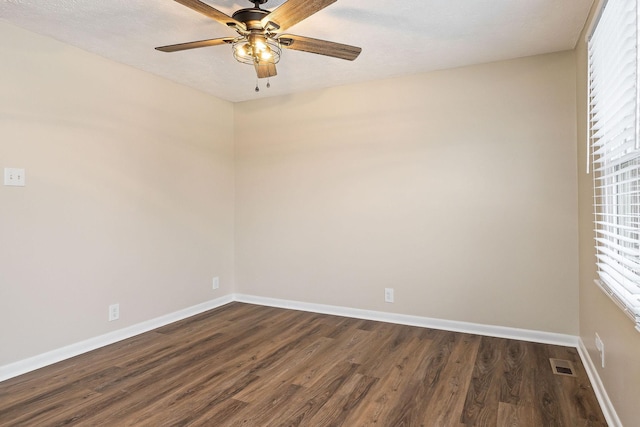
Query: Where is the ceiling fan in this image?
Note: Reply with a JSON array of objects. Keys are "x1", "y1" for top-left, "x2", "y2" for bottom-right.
[{"x1": 156, "y1": 0, "x2": 362, "y2": 82}]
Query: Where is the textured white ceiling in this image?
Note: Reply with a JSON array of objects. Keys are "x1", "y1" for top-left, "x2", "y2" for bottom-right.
[{"x1": 1, "y1": 0, "x2": 594, "y2": 102}]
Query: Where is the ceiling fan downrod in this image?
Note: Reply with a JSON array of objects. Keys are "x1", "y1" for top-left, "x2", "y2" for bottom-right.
[{"x1": 250, "y1": 0, "x2": 268, "y2": 8}]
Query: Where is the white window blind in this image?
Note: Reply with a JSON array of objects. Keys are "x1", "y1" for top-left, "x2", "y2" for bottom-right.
[{"x1": 588, "y1": 0, "x2": 640, "y2": 331}]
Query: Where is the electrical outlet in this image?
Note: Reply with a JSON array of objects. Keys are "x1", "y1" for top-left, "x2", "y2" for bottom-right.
[
  {"x1": 108, "y1": 303, "x2": 120, "y2": 321},
  {"x1": 595, "y1": 333, "x2": 605, "y2": 368},
  {"x1": 4, "y1": 168, "x2": 25, "y2": 186},
  {"x1": 384, "y1": 288, "x2": 394, "y2": 303},
  {"x1": 212, "y1": 276, "x2": 220, "y2": 290}
]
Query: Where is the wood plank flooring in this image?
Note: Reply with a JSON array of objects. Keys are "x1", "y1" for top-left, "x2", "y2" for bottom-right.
[{"x1": 0, "y1": 302, "x2": 607, "y2": 426}]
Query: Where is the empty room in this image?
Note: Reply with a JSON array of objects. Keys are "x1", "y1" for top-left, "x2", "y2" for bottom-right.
[{"x1": 0, "y1": 0, "x2": 638, "y2": 425}]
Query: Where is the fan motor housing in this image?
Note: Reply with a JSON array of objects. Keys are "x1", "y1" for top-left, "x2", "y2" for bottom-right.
[{"x1": 232, "y1": 8, "x2": 270, "y2": 30}]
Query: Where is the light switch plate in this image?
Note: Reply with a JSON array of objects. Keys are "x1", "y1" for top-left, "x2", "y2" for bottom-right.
[{"x1": 4, "y1": 168, "x2": 25, "y2": 186}]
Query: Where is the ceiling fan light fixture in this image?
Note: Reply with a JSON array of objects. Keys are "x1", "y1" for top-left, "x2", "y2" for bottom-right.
[
  {"x1": 232, "y1": 35, "x2": 281, "y2": 65},
  {"x1": 236, "y1": 43, "x2": 249, "y2": 57},
  {"x1": 251, "y1": 34, "x2": 268, "y2": 51}
]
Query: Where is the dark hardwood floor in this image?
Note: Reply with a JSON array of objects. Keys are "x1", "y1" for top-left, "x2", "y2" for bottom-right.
[{"x1": 0, "y1": 302, "x2": 606, "y2": 426}]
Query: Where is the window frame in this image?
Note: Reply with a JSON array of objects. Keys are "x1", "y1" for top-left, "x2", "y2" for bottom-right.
[{"x1": 587, "y1": 0, "x2": 640, "y2": 331}]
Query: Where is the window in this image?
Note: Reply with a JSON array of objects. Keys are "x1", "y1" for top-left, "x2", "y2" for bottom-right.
[{"x1": 588, "y1": 0, "x2": 640, "y2": 331}]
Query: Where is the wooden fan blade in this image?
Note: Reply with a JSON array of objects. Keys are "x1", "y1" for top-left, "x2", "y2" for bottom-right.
[
  {"x1": 172, "y1": 0, "x2": 245, "y2": 30},
  {"x1": 155, "y1": 37, "x2": 233, "y2": 52},
  {"x1": 254, "y1": 61, "x2": 277, "y2": 79},
  {"x1": 261, "y1": 0, "x2": 336, "y2": 32},
  {"x1": 279, "y1": 34, "x2": 361, "y2": 61}
]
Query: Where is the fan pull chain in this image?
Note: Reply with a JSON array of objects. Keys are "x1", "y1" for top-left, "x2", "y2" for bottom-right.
[{"x1": 254, "y1": 79, "x2": 272, "y2": 93}]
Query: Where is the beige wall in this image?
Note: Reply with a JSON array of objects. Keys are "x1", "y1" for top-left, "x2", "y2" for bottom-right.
[
  {"x1": 576, "y1": 3, "x2": 640, "y2": 425},
  {"x1": 235, "y1": 51, "x2": 579, "y2": 334},
  {"x1": 0, "y1": 21, "x2": 235, "y2": 365}
]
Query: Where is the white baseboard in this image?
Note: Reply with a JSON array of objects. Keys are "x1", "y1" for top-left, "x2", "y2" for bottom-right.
[
  {"x1": 1, "y1": 293, "x2": 577, "y2": 383},
  {"x1": 233, "y1": 294, "x2": 579, "y2": 347},
  {"x1": 0, "y1": 295, "x2": 233, "y2": 382},
  {"x1": 577, "y1": 338, "x2": 622, "y2": 427}
]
